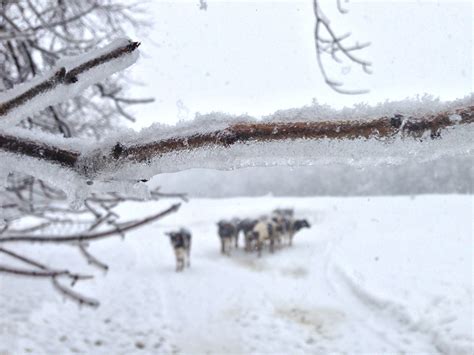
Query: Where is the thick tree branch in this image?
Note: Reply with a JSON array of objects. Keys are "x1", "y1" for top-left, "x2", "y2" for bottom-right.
[
  {"x1": 119, "y1": 106, "x2": 474, "y2": 164},
  {"x1": 0, "y1": 105, "x2": 472, "y2": 172},
  {"x1": 1, "y1": 37, "x2": 471, "y2": 182},
  {"x1": 0, "y1": 130, "x2": 79, "y2": 167}
]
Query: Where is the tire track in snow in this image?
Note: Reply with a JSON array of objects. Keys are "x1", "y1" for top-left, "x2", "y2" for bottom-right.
[
  {"x1": 331, "y1": 264, "x2": 472, "y2": 354},
  {"x1": 312, "y1": 203, "x2": 470, "y2": 354},
  {"x1": 310, "y1": 209, "x2": 422, "y2": 350},
  {"x1": 305, "y1": 217, "x2": 407, "y2": 351}
]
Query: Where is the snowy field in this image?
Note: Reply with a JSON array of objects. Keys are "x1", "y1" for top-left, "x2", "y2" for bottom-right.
[{"x1": 0, "y1": 195, "x2": 472, "y2": 355}]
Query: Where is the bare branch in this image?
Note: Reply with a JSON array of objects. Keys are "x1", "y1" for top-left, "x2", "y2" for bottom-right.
[
  {"x1": 26, "y1": 4, "x2": 99, "y2": 35},
  {"x1": 52, "y1": 277, "x2": 100, "y2": 307},
  {"x1": 78, "y1": 243, "x2": 109, "y2": 271},
  {"x1": 337, "y1": 0, "x2": 349, "y2": 14},
  {"x1": 0, "y1": 203, "x2": 181, "y2": 243},
  {"x1": 0, "y1": 246, "x2": 50, "y2": 269},
  {"x1": 313, "y1": 0, "x2": 372, "y2": 94},
  {"x1": 0, "y1": 264, "x2": 84, "y2": 278},
  {"x1": 0, "y1": 246, "x2": 92, "y2": 280}
]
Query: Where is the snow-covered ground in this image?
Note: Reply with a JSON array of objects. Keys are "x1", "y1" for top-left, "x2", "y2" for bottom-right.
[{"x1": 1, "y1": 195, "x2": 472, "y2": 354}]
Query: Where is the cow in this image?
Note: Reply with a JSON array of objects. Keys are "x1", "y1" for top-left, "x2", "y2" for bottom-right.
[
  {"x1": 271, "y1": 209, "x2": 295, "y2": 244},
  {"x1": 287, "y1": 219, "x2": 311, "y2": 246},
  {"x1": 166, "y1": 228, "x2": 192, "y2": 272},
  {"x1": 237, "y1": 218, "x2": 259, "y2": 252},
  {"x1": 268, "y1": 216, "x2": 288, "y2": 247},
  {"x1": 217, "y1": 220, "x2": 237, "y2": 256},
  {"x1": 251, "y1": 219, "x2": 280, "y2": 257}
]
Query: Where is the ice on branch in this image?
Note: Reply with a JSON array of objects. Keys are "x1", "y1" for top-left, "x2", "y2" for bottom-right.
[
  {"x1": 0, "y1": 38, "x2": 472, "y2": 207},
  {"x1": 0, "y1": 38, "x2": 139, "y2": 129},
  {"x1": 1, "y1": 97, "x2": 473, "y2": 206}
]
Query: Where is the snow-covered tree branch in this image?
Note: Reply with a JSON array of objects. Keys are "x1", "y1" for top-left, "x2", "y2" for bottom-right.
[
  {"x1": 0, "y1": 39, "x2": 140, "y2": 128},
  {"x1": 3, "y1": 103, "x2": 473, "y2": 170}
]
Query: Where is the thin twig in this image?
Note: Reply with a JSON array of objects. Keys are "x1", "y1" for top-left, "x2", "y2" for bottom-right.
[
  {"x1": 78, "y1": 243, "x2": 109, "y2": 271},
  {"x1": 0, "y1": 246, "x2": 92, "y2": 280},
  {"x1": 52, "y1": 277, "x2": 100, "y2": 307},
  {"x1": 313, "y1": 0, "x2": 371, "y2": 94},
  {"x1": 0, "y1": 203, "x2": 181, "y2": 243},
  {"x1": 0, "y1": 264, "x2": 78, "y2": 278}
]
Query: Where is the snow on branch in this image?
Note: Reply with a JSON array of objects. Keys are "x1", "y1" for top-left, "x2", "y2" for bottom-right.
[
  {"x1": 0, "y1": 38, "x2": 140, "y2": 128},
  {"x1": 0, "y1": 100, "x2": 473, "y2": 204},
  {"x1": 0, "y1": 130, "x2": 79, "y2": 168},
  {"x1": 115, "y1": 105, "x2": 474, "y2": 162},
  {"x1": 84, "y1": 102, "x2": 474, "y2": 187}
]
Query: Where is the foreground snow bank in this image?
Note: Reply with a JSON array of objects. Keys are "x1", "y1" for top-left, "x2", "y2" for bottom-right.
[{"x1": 0, "y1": 195, "x2": 472, "y2": 354}]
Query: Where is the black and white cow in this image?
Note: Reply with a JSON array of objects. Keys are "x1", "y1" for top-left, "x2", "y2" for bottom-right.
[
  {"x1": 287, "y1": 219, "x2": 311, "y2": 246},
  {"x1": 251, "y1": 219, "x2": 281, "y2": 257},
  {"x1": 217, "y1": 220, "x2": 237, "y2": 256},
  {"x1": 271, "y1": 215, "x2": 289, "y2": 248},
  {"x1": 237, "y1": 218, "x2": 259, "y2": 252},
  {"x1": 166, "y1": 228, "x2": 192, "y2": 272}
]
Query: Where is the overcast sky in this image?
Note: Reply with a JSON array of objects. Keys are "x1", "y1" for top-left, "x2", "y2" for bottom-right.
[{"x1": 128, "y1": 0, "x2": 472, "y2": 128}]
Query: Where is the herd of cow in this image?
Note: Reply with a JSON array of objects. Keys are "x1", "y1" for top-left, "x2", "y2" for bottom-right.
[{"x1": 166, "y1": 208, "x2": 311, "y2": 272}]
